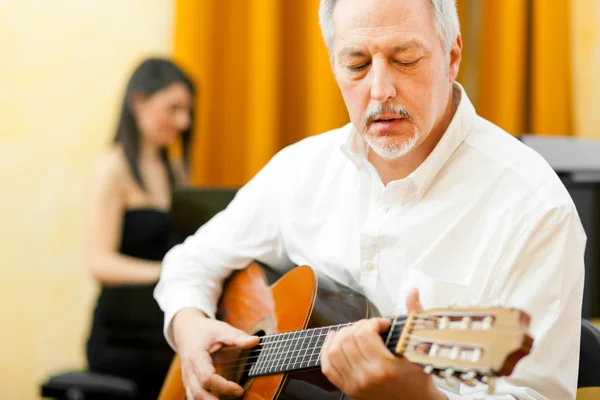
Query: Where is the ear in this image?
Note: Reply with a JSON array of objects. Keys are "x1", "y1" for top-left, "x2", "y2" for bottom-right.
[{"x1": 448, "y1": 34, "x2": 462, "y2": 82}]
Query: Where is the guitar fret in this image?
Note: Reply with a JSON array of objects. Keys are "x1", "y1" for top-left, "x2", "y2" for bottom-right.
[
  {"x1": 259, "y1": 335, "x2": 274, "y2": 375},
  {"x1": 275, "y1": 332, "x2": 293, "y2": 372},
  {"x1": 250, "y1": 322, "x2": 356, "y2": 377},
  {"x1": 265, "y1": 334, "x2": 280, "y2": 374},
  {"x1": 251, "y1": 336, "x2": 266, "y2": 375},
  {"x1": 289, "y1": 330, "x2": 305, "y2": 369},
  {"x1": 309, "y1": 326, "x2": 328, "y2": 367},
  {"x1": 282, "y1": 331, "x2": 299, "y2": 371},
  {"x1": 298, "y1": 328, "x2": 314, "y2": 369},
  {"x1": 268, "y1": 333, "x2": 284, "y2": 373}
]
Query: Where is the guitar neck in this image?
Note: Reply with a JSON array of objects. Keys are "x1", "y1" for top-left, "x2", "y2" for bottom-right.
[{"x1": 247, "y1": 316, "x2": 408, "y2": 377}]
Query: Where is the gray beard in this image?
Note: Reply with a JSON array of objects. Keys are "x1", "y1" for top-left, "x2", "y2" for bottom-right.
[{"x1": 364, "y1": 128, "x2": 419, "y2": 160}]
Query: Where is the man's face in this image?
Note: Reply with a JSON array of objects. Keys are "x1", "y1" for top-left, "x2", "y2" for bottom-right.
[{"x1": 332, "y1": 0, "x2": 461, "y2": 160}]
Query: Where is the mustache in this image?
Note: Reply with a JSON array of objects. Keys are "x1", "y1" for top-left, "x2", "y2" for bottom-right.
[{"x1": 363, "y1": 103, "x2": 411, "y2": 131}]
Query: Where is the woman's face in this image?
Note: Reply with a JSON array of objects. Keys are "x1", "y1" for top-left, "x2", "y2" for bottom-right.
[{"x1": 133, "y1": 82, "x2": 193, "y2": 147}]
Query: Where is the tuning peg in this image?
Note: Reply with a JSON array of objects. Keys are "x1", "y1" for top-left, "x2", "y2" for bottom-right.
[
  {"x1": 460, "y1": 316, "x2": 471, "y2": 329},
  {"x1": 442, "y1": 368, "x2": 455, "y2": 379},
  {"x1": 460, "y1": 371, "x2": 477, "y2": 386},
  {"x1": 438, "y1": 316, "x2": 450, "y2": 330},
  {"x1": 482, "y1": 316, "x2": 493, "y2": 329}
]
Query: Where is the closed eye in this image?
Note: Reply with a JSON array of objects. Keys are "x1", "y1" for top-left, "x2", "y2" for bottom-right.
[
  {"x1": 395, "y1": 59, "x2": 420, "y2": 67},
  {"x1": 347, "y1": 63, "x2": 371, "y2": 72}
]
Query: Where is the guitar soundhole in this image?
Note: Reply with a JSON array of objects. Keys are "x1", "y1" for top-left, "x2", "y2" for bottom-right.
[{"x1": 214, "y1": 330, "x2": 266, "y2": 388}]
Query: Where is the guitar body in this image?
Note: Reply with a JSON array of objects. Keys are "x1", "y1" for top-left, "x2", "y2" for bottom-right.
[{"x1": 218, "y1": 263, "x2": 377, "y2": 400}]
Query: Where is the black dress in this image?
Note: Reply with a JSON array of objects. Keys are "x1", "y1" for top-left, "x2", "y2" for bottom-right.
[{"x1": 86, "y1": 209, "x2": 176, "y2": 399}]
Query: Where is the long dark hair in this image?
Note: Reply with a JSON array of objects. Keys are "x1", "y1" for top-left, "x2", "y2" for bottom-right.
[{"x1": 113, "y1": 57, "x2": 195, "y2": 190}]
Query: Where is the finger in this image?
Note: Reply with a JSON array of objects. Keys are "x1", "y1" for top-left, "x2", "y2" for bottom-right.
[
  {"x1": 218, "y1": 325, "x2": 260, "y2": 349},
  {"x1": 193, "y1": 348, "x2": 245, "y2": 397},
  {"x1": 204, "y1": 373, "x2": 245, "y2": 397},
  {"x1": 406, "y1": 288, "x2": 423, "y2": 313},
  {"x1": 183, "y1": 363, "x2": 217, "y2": 400},
  {"x1": 320, "y1": 331, "x2": 345, "y2": 388},
  {"x1": 185, "y1": 381, "x2": 218, "y2": 400},
  {"x1": 326, "y1": 329, "x2": 354, "y2": 377},
  {"x1": 352, "y1": 318, "x2": 391, "y2": 334},
  {"x1": 353, "y1": 320, "x2": 396, "y2": 361},
  {"x1": 370, "y1": 317, "x2": 392, "y2": 333},
  {"x1": 340, "y1": 325, "x2": 368, "y2": 364}
]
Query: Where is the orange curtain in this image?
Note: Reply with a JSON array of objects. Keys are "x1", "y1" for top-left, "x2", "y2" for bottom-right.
[
  {"x1": 458, "y1": 0, "x2": 573, "y2": 136},
  {"x1": 570, "y1": 0, "x2": 600, "y2": 139},
  {"x1": 173, "y1": 0, "x2": 348, "y2": 187}
]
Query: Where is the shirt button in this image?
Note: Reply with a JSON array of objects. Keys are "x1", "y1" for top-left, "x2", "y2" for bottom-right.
[{"x1": 366, "y1": 262, "x2": 376, "y2": 271}]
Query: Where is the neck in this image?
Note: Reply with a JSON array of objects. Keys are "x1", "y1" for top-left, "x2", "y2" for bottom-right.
[
  {"x1": 139, "y1": 139, "x2": 162, "y2": 162},
  {"x1": 368, "y1": 85, "x2": 459, "y2": 186},
  {"x1": 247, "y1": 316, "x2": 407, "y2": 377}
]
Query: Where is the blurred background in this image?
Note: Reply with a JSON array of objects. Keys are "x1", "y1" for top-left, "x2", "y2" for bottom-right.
[{"x1": 2, "y1": 0, "x2": 600, "y2": 398}]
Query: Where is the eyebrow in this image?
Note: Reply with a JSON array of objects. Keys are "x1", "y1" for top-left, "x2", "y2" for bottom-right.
[{"x1": 339, "y1": 39, "x2": 425, "y2": 58}]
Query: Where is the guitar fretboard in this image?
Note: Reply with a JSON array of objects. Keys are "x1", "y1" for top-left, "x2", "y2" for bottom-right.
[{"x1": 248, "y1": 316, "x2": 407, "y2": 377}]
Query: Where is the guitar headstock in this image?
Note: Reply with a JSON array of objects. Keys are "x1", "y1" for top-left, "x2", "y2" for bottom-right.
[{"x1": 395, "y1": 307, "x2": 533, "y2": 393}]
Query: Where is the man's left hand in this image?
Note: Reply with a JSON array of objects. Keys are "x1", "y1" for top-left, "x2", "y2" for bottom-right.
[{"x1": 320, "y1": 289, "x2": 447, "y2": 400}]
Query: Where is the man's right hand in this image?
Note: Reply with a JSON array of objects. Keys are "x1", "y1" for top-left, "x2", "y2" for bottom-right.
[{"x1": 172, "y1": 308, "x2": 260, "y2": 400}]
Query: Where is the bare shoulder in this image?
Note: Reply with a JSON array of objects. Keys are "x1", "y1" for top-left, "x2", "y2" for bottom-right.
[{"x1": 92, "y1": 145, "x2": 129, "y2": 191}]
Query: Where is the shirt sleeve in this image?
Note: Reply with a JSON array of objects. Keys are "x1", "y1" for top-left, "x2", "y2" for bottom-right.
[
  {"x1": 154, "y1": 149, "x2": 291, "y2": 349},
  {"x1": 437, "y1": 204, "x2": 586, "y2": 399}
]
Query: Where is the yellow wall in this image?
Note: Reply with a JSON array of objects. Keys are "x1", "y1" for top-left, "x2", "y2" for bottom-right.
[{"x1": 0, "y1": 1, "x2": 173, "y2": 398}]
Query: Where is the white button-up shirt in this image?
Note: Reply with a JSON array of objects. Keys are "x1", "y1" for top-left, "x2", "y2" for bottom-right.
[{"x1": 155, "y1": 84, "x2": 585, "y2": 399}]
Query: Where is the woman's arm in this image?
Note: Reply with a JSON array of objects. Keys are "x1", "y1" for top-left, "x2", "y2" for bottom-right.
[{"x1": 85, "y1": 150, "x2": 161, "y2": 285}]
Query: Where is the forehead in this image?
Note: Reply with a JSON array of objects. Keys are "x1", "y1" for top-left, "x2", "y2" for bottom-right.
[
  {"x1": 332, "y1": 0, "x2": 437, "y2": 50},
  {"x1": 153, "y1": 82, "x2": 192, "y2": 102}
]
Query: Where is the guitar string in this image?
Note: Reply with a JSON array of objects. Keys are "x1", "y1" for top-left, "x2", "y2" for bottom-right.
[
  {"x1": 214, "y1": 319, "x2": 507, "y2": 375},
  {"x1": 212, "y1": 315, "x2": 421, "y2": 357},
  {"x1": 214, "y1": 322, "x2": 413, "y2": 375},
  {"x1": 212, "y1": 317, "x2": 411, "y2": 360},
  {"x1": 213, "y1": 313, "x2": 495, "y2": 360},
  {"x1": 215, "y1": 332, "x2": 414, "y2": 376},
  {"x1": 213, "y1": 313, "x2": 496, "y2": 356}
]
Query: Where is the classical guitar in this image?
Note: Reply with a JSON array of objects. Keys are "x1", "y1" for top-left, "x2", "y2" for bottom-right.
[{"x1": 159, "y1": 263, "x2": 533, "y2": 399}]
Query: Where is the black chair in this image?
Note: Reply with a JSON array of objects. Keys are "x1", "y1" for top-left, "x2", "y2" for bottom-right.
[
  {"x1": 578, "y1": 318, "x2": 600, "y2": 388},
  {"x1": 40, "y1": 371, "x2": 137, "y2": 399}
]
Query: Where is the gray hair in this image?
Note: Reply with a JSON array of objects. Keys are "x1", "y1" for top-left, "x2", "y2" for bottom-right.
[{"x1": 318, "y1": 0, "x2": 460, "y2": 56}]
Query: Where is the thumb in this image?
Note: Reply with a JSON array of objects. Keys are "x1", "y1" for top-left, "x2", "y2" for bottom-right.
[
  {"x1": 220, "y1": 325, "x2": 260, "y2": 349},
  {"x1": 371, "y1": 317, "x2": 392, "y2": 333},
  {"x1": 406, "y1": 288, "x2": 423, "y2": 313}
]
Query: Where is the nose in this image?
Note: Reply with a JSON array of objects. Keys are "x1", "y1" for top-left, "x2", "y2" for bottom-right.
[
  {"x1": 370, "y1": 61, "x2": 397, "y2": 103},
  {"x1": 176, "y1": 110, "x2": 191, "y2": 131}
]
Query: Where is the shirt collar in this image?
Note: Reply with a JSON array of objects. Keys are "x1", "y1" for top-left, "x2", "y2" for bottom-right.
[{"x1": 339, "y1": 82, "x2": 477, "y2": 199}]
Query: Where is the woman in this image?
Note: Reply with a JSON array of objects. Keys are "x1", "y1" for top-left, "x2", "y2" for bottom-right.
[{"x1": 85, "y1": 57, "x2": 195, "y2": 399}]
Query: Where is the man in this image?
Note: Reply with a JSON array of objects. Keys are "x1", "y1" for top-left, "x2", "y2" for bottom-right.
[{"x1": 155, "y1": 0, "x2": 586, "y2": 398}]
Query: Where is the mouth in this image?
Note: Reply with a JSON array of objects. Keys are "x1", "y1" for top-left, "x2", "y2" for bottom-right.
[
  {"x1": 370, "y1": 114, "x2": 405, "y2": 131},
  {"x1": 372, "y1": 114, "x2": 404, "y2": 123}
]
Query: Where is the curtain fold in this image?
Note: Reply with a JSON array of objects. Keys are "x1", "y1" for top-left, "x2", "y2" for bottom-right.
[
  {"x1": 174, "y1": 0, "x2": 347, "y2": 186},
  {"x1": 570, "y1": 0, "x2": 600, "y2": 139}
]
